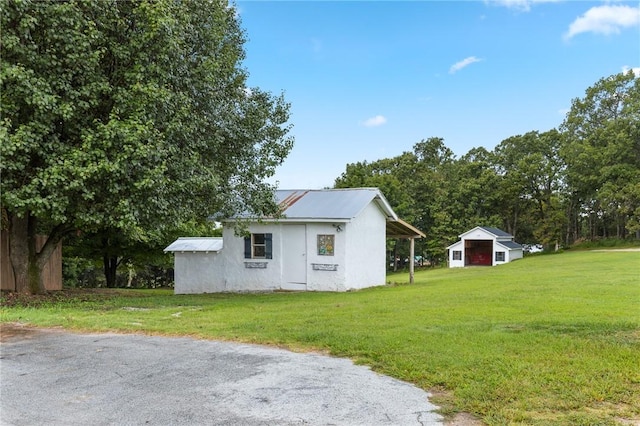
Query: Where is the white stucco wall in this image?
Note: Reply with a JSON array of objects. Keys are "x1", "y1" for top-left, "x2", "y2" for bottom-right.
[
  {"x1": 220, "y1": 224, "x2": 283, "y2": 292},
  {"x1": 219, "y1": 222, "x2": 352, "y2": 292},
  {"x1": 305, "y1": 223, "x2": 347, "y2": 292},
  {"x1": 344, "y1": 202, "x2": 387, "y2": 289},
  {"x1": 215, "y1": 218, "x2": 388, "y2": 292},
  {"x1": 172, "y1": 202, "x2": 391, "y2": 293},
  {"x1": 217, "y1": 216, "x2": 385, "y2": 292},
  {"x1": 174, "y1": 252, "x2": 226, "y2": 294}
]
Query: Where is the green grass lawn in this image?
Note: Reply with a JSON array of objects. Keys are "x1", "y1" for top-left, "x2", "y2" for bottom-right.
[{"x1": 2, "y1": 250, "x2": 639, "y2": 425}]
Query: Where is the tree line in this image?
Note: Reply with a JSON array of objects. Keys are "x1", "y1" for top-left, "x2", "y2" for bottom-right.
[
  {"x1": 2, "y1": 0, "x2": 637, "y2": 293},
  {"x1": 335, "y1": 71, "x2": 640, "y2": 264}
]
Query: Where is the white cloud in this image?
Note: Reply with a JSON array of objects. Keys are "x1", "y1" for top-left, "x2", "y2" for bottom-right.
[
  {"x1": 449, "y1": 56, "x2": 483, "y2": 74},
  {"x1": 484, "y1": 0, "x2": 560, "y2": 12},
  {"x1": 361, "y1": 115, "x2": 387, "y2": 127},
  {"x1": 564, "y1": 5, "x2": 640, "y2": 40},
  {"x1": 622, "y1": 65, "x2": 640, "y2": 77}
]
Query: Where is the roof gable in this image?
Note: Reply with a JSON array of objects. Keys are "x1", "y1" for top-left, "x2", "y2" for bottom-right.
[
  {"x1": 460, "y1": 226, "x2": 513, "y2": 239},
  {"x1": 274, "y1": 188, "x2": 397, "y2": 221},
  {"x1": 446, "y1": 240, "x2": 464, "y2": 250},
  {"x1": 225, "y1": 188, "x2": 423, "y2": 238}
]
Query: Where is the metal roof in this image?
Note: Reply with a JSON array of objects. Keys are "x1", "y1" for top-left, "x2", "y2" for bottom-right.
[
  {"x1": 274, "y1": 188, "x2": 397, "y2": 220},
  {"x1": 164, "y1": 237, "x2": 223, "y2": 253},
  {"x1": 228, "y1": 188, "x2": 424, "y2": 239},
  {"x1": 480, "y1": 227, "x2": 513, "y2": 238},
  {"x1": 496, "y1": 241, "x2": 523, "y2": 250},
  {"x1": 276, "y1": 189, "x2": 423, "y2": 238}
]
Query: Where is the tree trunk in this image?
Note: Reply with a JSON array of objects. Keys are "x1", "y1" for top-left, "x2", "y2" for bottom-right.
[
  {"x1": 8, "y1": 212, "x2": 72, "y2": 294},
  {"x1": 393, "y1": 240, "x2": 399, "y2": 272},
  {"x1": 9, "y1": 213, "x2": 42, "y2": 294},
  {"x1": 103, "y1": 254, "x2": 119, "y2": 288}
]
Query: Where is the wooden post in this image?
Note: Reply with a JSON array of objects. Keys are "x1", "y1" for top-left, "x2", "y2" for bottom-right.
[{"x1": 409, "y1": 237, "x2": 415, "y2": 284}]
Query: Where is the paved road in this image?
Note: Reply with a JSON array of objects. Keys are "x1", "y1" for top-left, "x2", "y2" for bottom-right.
[{"x1": 1, "y1": 326, "x2": 443, "y2": 425}]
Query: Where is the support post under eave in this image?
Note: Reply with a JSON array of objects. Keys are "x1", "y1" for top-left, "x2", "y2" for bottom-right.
[{"x1": 409, "y1": 237, "x2": 415, "y2": 284}]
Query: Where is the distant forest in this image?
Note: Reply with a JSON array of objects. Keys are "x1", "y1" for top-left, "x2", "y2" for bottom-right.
[{"x1": 334, "y1": 71, "x2": 640, "y2": 263}]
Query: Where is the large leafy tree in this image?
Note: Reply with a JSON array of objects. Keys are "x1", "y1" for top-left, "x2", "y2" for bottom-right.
[
  {"x1": 335, "y1": 138, "x2": 464, "y2": 264},
  {"x1": 1, "y1": 0, "x2": 293, "y2": 293},
  {"x1": 560, "y1": 71, "x2": 640, "y2": 240},
  {"x1": 334, "y1": 154, "x2": 416, "y2": 220},
  {"x1": 334, "y1": 152, "x2": 419, "y2": 268},
  {"x1": 493, "y1": 130, "x2": 566, "y2": 246},
  {"x1": 448, "y1": 147, "x2": 502, "y2": 235}
]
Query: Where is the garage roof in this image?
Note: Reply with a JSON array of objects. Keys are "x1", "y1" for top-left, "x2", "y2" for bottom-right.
[
  {"x1": 479, "y1": 227, "x2": 513, "y2": 238},
  {"x1": 497, "y1": 241, "x2": 523, "y2": 250}
]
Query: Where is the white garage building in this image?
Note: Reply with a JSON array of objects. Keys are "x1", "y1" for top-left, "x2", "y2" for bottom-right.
[{"x1": 447, "y1": 226, "x2": 523, "y2": 268}]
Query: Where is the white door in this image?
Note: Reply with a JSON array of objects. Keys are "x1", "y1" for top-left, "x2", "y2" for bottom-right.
[{"x1": 282, "y1": 225, "x2": 307, "y2": 290}]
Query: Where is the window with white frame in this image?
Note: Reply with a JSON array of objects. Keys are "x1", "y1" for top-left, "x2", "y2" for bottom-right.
[
  {"x1": 452, "y1": 250, "x2": 462, "y2": 260},
  {"x1": 495, "y1": 251, "x2": 505, "y2": 262}
]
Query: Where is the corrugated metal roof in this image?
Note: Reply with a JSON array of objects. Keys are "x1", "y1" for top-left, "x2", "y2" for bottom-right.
[
  {"x1": 223, "y1": 188, "x2": 423, "y2": 238},
  {"x1": 164, "y1": 237, "x2": 223, "y2": 253},
  {"x1": 274, "y1": 188, "x2": 397, "y2": 220}
]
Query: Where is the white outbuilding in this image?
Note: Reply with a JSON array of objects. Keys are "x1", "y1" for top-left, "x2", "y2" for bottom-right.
[
  {"x1": 165, "y1": 188, "x2": 424, "y2": 294},
  {"x1": 446, "y1": 226, "x2": 523, "y2": 268}
]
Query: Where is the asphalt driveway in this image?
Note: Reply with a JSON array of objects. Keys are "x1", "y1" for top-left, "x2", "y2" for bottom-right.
[{"x1": 1, "y1": 325, "x2": 443, "y2": 425}]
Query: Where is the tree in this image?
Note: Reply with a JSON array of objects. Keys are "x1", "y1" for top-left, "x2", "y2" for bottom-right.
[
  {"x1": 334, "y1": 154, "x2": 416, "y2": 220},
  {"x1": 335, "y1": 153, "x2": 420, "y2": 269},
  {"x1": 560, "y1": 71, "x2": 640, "y2": 240},
  {"x1": 493, "y1": 130, "x2": 566, "y2": 246},
  {"x1": 335, "y1": 137, "x2": 463, "y2": 265},
  {"x1": 1, "y1": 0, "x2": 293, "y2": 293},
  {"x1": 65, "y1": 219, "x2": 221, "y2": 288},
  {"x1": 446, "y1": 147, "x2": 503, "y2": 234}
]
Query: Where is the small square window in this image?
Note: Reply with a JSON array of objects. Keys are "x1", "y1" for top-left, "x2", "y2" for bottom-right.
[
  {"x1": 495, "y1": 251, "x2": 505, "y2": 262},
  {"x1": 245, "y1": 233, "x2": 272, "y2": 259},
  {"x1": 452, "y1": 250, "x2": 462, "y2": 260},
  {"x1": 317, "y1": 234, "x2": 335, "y2": 256}
]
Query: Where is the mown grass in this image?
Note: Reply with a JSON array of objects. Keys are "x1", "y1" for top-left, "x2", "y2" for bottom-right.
[{"x1": 2, "y1": 250, "x2": 639, "y2": 425}]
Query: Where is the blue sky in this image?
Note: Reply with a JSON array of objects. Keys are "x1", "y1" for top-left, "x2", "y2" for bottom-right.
[{"x1": 237, "y1": 0, "x2": 640, "y2": 189}]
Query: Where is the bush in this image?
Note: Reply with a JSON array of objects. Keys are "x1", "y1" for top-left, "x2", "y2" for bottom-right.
[
  {"x1": 570, "y1": 238, "x2": 640, "y2": 250},
  {"x1": 63, "y1": 257, "x2": 103, "y2": 288}
]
